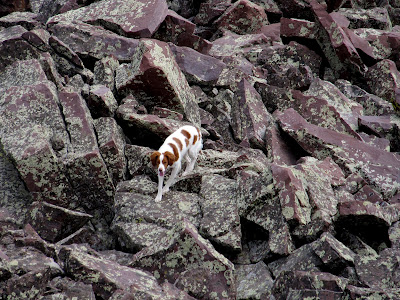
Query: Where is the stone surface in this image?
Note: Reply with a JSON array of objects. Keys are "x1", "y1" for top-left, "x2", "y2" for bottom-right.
[{"x1": 88, "y1": 84, "x2": 118, "y2": 118}]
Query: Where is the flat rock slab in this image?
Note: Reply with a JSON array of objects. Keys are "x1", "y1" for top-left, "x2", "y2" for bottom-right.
[
  {"x1": 276, "y1": 108, "x2": 400, "y2": 199},
  {"x1": 116, "y1": 39, "x2": 200, "y2": 125},
  {"x1": 130, "y1": 219, "x2": 236, "y2": 300},
  {"x1": 47, "y1": 0, "x2": 168, "y2": 38}
]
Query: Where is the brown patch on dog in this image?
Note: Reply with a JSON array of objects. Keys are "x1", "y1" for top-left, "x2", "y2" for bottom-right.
[
  {"x1": 173, "y1": 137, "x2": 183, "y2": 151},
  {"x1": 196, "y1": 127, "x2": 201, "y2": 138},
  {"x1": 150, "y1": 151, "x2": 161, "y2": 167},
  {"x1": 168, "y1": 143, "x2": 180, "y2": 161},
  {"x1": 181, "y1": 129, "x2": 191, "y2": 140},
  {"x1": 185, "y1": 138, "x2": 189, "y2": 147},
  {"x1": 164, "y1": 151, "x2": 176, "y2": 166},
  {"x1": 193, "y1": 135, "x2": 198, "y2": 145}
]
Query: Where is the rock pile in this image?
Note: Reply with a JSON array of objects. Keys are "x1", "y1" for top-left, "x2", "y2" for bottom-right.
[{"x1": 1, "y1": 0, "x2": 400, "y2": 298}]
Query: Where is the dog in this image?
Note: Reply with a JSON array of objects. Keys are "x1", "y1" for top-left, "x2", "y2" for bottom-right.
[{"x1": 150, "y1": 125, "x2": 203, "y2": 202}]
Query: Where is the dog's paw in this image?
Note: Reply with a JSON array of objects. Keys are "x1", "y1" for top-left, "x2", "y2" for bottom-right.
[
  {"x1": 162, "y1": 186, "x2": 170, "y2": 193},
  {"x1": 155, "y1": 196, "x2": 162, "y2": 202}
]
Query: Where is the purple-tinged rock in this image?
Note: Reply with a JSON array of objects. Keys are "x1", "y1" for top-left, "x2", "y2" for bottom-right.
[
  {"x1": 49, "y1": 35, "x2": 84, "y2": 68},
  {"x1": 365, "y1": 59, "x2": 400, "y2": 112},
  {"x1": 169, "y1": 43, "x2": 226, "y2": 85},
  {"x1": 311, "y1": 0, "x2": 367, "y2": 79},
  {"x1": 48, "y1": 21, "x2": 140, "y2": 62},
  {"x1": 214, "y1": 0, "x2": 268, "y2": 35},
  {"x1": 48, "y1": 0, "x2": 168, "y2": 38},
  {"x1": 339, "y1": 7, "x2": 392, "y2": 30},
  {"x1": 265, "y1": 125, "x2": 299, "y2": 165},
  {"x1": 0, "y1": 0, "x2": 30, "y2": 16},
  {"x1": 130, "y1": 219, "x2": 236, "y2": 300},
  {"x1": 199, "y1": 174, "x2": 241, "y2": 252},
  {"x1": 152, "y1": 106, "x2": 184, "y2": 121},
  {"x1": 231, "y1": 78, "x2": 273, "y2": 148},
  {"x1": 275, "y1": 108, "x2": 400, "y2": 199},
  {"x1": 115, "y1": 39, "x2": 200, "y2": 125},
  {"x1": 25, "y1": 201, "x2": 92, "y2": 242},
  {"x1": 194, "y1": 0, "x2": 231, "y2": 25},
  {"x1": 280, "y1": 17, "x2": 317, "y2": 39},
  {"x1": 44, "y1": 277, "x2": 96, "y2": 300},
  {"x1": 22, "y1": 28, "x2": 51, "y2": 52},
  {"x1": 235, "y1": 262, "x2": 273, "y2": 299},
  {"x1": 0, "y1": 25, "x2": 41, "y2": 69},
  {"x1": 94, "y1": 117, "x2": 127, "y2": 185},
  {"x1": 93, "y1": 55, "x2": 119, "y2": 92},
  {"x1": 59, "y1": 244, "x2": 179, "y2": 299},
  {"x1": 0, "y1": 11, "x2": 40, "y2": 30},
  {"x1": 88, "y1": 84, "x2": 118, "y2": 118}
]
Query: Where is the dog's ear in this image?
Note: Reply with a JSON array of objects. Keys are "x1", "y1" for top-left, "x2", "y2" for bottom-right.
[
  {"x1": 150, "y1": 151, "x2": 161, "y2": 167},
  {"x1": 164, "y1": 151, "x2": 176, "y2": 166}
]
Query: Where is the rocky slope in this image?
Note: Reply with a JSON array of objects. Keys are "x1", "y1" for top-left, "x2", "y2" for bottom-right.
[{"x1": 0, "y1": 0, "x2": 400, "y2": 299}]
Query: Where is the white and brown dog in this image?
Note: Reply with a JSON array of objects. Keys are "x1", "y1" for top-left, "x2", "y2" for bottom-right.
[{"x1": 150, "y1": 125, "x2": 203, "y2": 202}]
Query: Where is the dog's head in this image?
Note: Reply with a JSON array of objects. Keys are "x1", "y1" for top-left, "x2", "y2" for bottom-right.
[{"x1": 150, "y1": 151, "x2": 175, "y2": 177}]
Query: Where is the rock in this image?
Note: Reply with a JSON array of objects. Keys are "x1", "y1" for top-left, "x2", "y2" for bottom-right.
[
  {"x1": 48, "y1": 21, "x2": 140, "y2": 62},
  {"x1": 169, "y1": 43, "x2": 226, "y2": 85},
  {"x1": 336, "y1": 79, "x2": 395, "y2": 116},
  {"x1": 214, "y1": 0, "x2": 268, "y2": 35},
  {"x1": 25, "y1": 201, "x2": 92, "y2": 242},
  {"x1": 59, "y1": 91, "x2": 115, "y2": 213},
  {"x1": 48, "y1": 0, "x2": 169, "y2": 38},
  {"x1": 339, "y1": 7, "x2": 392, "y2": 30},
  {"x1": 199, "y1": 174, "x2": 241, "y2": 252},
  {"x1": 311, "y1": 0, "x2": 366, "y2": 79},
  {"x1": 194, "y1": 0, "x2": 231, "y2": 25},
  {"x1": 272, "y1": 271, "x2": 347, "y2": 299},
  {"x1": 275, "y1": 108, "x2": 400, "y2": 199},
  {"x1": 42, "y1": 276, "x2": 96, "y2": 300},
  {"x1": 125, "y1": 145, "x2": 153, "y2": 177},
  {"x1": 49, "y1": 35, "x2": 84, "y2": 68},
  {"x1": 88, "y1": 84, "x2": 118, "y2": 118},
  {"x1": 115, "y1": 39, "x2": 200, "y2": 125},
  {"x1": 59, "y1": 244, "x2": 180, "y2": 299},
  {"x1": 0, "y1": 11, "x2": 40, "y2": 30},
  {"x1": 0, "y1": 25, "x2": 41, "y2": 69},
  {"x1": 280, "y1": 17, "x2": 317, "y2": 39},
  {"x1": 0, "y1": 0, "x2": 30, "y2": 17},
  {"x1": 235, "y1": 261, "x2": 273, "y2": 299},
  {"x1": 93, "y1": 55, "x2": 120, "y2": 92},
  {"x1": 231, "y1": 78, "x2": 274, "y2": 148},
  {"x1": 94, "y1": 117, "x2": 127, "y2": 185},
  {"x1": 130, "y1": 219, "x2": 236, "y2": 300},
  {"x1": 365, "y1": 59, "x2": 400, "y2": 112}
]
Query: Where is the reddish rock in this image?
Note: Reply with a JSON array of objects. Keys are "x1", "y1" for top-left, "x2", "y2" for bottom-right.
[
  {"x1": 49, "y1": 35, "x2": 84, "y2": 68},
  {"x1": 339, "y1": 7, "x2": 392, "y2": 30},
  {"x1": 0, "y1": 0, "x2": 30, "y2": 17},
  {"x1": 343, "y1": 27, "x2": 378, "y2": 62},
  {"x1": 48, "y1": 21, "x2": 140, "y2": 62},
  {"x1": 194, "y1": 0, "x2": 231, "y2": 25},
  {"x1": 94, "y1": 117, "x2": 127, "y2": 185},
  {"x1": 265, "y1": 125, "x2": 299, "y2": 165},
  {"x1": 25, "y1": 201, "x2": 92, "y2": 242},
  {"x1": 22, "y1": 28, "x2": 51, "y2": 52},
  {"x1": 275, "y1": 108, "x2": 400, "y2": 199},
  {"x1": 365, "y1": 59, "x2": 400, "y2": 112},
  {"x1": 130, "y1": 220, "x2": 236, "y2": 300},
  {"x1": 169, "y1": 43, "x2": 226, "y2": 85},
  {"x1": 115, "y1": 39, "x2": 200, "y2": 125},
  {"x1": 280, "y1": 17, "x2": 317, "y2": 39},
  {"x1": 152, "y1": 106, "x2": 184, "y2": 121},
  {"x1": 310, "y1": 0, "x2": 366, "y2": 79},
  {"x1": 48, "y1": 0, "x2": 168, "y2": 38},
  {"x1": 231, "y1": 78, "x2": 274, "y2": 148},
  {"x1": 93, "y1": 55, "x2": 119, "y2": 92},
  {"x1": 0, "y1": 11, "x2": 40, "y2": 30},
  {"x1": 88, "y1": 84, "x2": 118, "y2": 118},
  {"x1": 236, "y1": 262, "x2": 273, "y2": 299},
  {"x1": 214, "y1": 0, "x2": 268, "y2": 35}
]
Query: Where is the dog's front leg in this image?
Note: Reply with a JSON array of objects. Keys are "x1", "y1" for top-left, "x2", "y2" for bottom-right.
[
  {"x1": 155, "y1": 174, "x2": 164, "y2": 202},
  {"x1": 163, "y1": 162, "x2": 181, "y2": 193}
]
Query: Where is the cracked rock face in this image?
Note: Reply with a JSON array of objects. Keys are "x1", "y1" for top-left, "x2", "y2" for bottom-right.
[{"x1": 1, "y1": 0, "x2": 400, "y2": 298}]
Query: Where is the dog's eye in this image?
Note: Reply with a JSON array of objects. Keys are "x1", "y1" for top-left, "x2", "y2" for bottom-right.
[{"x1": 163, "y1": 159, "x2": 168, "y2": 167}]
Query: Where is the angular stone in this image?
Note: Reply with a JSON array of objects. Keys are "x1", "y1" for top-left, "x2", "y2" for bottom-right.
[
  {"x1": 264, "y1": 125, "x2": 299, "y2": 165},
  {"x1": 272, "y1": 271, "x2": 347, "y2": 299},
  {"x1": 235, "y1": 261, "x2": 273, "y2": 300},
  {"x1": 44, "y1": 277, "x2": 96, "y2": 300},
  {"x1": 48, "y1": 0, "x2": 168, "y2": 38},
  {"x1": 21, "y1": 28, "x2": 51, "y2": 52},
  {"x1": 169, "y1": 43, "x2": 225, "y2": 85},
  {"x1": 125, "y1": 145, "x2": 153, "y2": 177},
  {"x1": 88, "y1": 84, "x2": 118, "y2": 118},
  {"x1": 199, "y1": 174, "x2": 241, "y2": 252},
  {"x1": 49, "y1": 35, "x2": 84, "y2": 68},
  {"x1": 0, "y1": 0, "x2": 31, "y2": 16},
  {"x1": 336, "y1": 79, "x2": 394, "y2": 116},
  {"x1": 194, "y1": 0, "x2": 231, "y2": 25},
  {"x1": 25, "y1": 201, "x2": 92, "y2": 242},
  {"x1": 365, "y1": 59, "x2": 400, "y2": 112},
  {"x1": 59, "y1": 244, "x2": 172, "y2": 299},
  {"x1": 280, "y1": 17, "x2": 317, "y2": 39},
  {"x1": 355, "y1": 248, "x2": 400, "y2": 289},
  {"x1": 339, "y1": 7, "x2": 392, "y2": 30},
  {"x1": 311, "y1": 0, "x2": 366, "y2": 79},
  {"x1": 93, "y1": 55, "x2": 120, "y2": 92},
  {"x1": 48, "y1": 21, "x2": 140, "y2": 62},
  {"x1": 0, "y1": 25, "x2": 41, "y2": 69},
  {"x1": 94, "y1": 117, "x2": 127, "y2": 185},
  {"x1": 346, "y1": 285, "x2": 400, "y2": 300},
  {"x1": 59, "y1": 91, "x2": 115, "y2": 211},
  {"x1": 0, "y1": 11, "x2": 40, "y2": 30},
  {"x1": 231, "y1": 78, "x2": 273, "y2": 148},
  {"x1": 214, "y1": 0, "x2": 268, "y2": 34},
  {"x1": 115, "y1": 39, "x2": 200, "y2": 125},
  {"x1": 275, "y1": 108, "x2": 400, "y2": 199},
  {"x1": 130, "y1": 220, "x2": 235, "y2": 300}
]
